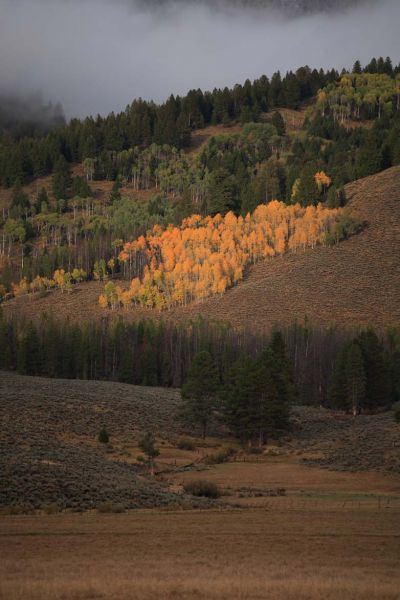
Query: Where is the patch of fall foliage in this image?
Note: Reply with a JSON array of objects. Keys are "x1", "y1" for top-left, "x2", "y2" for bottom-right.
[{"x1": 101, "y1": 201, "x2": 344, "y2": 310}]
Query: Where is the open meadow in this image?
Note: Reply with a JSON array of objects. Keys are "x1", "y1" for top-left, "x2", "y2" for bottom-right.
[
  {"x1": 1, "y1": 372, "x2": 400, "y2": 599},
  {"x1": 1, "y1": 504, "x2": 400, "y2": 600}
]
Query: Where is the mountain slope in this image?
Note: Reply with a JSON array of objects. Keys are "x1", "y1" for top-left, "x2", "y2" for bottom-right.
[
  {"x1": 176, "y1": 165, "x2": 400, "y2": 330},
  {"x1": 3, "y1": 166, "x2": 400, "y2": 331}
]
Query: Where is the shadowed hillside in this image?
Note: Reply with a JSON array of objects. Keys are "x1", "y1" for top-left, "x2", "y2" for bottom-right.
[
  {"x1": 3, "y1": 166, "x2": 400, "y2": 331},
  {"x1": 1, "y1": 371, "x2": 399, "y2": 512},
  {"x1": 0, "y1": 372, "x2": 209, "y2": 511}
]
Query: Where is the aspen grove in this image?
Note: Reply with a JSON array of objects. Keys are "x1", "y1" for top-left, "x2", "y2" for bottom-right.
[{"x1": 100, "y1": 201, "x2": 345, "y2": 310}]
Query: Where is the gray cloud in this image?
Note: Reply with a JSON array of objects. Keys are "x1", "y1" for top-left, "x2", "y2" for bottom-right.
[{"x1": 0, "y1": 0, "x2": 398, "y2": 119}]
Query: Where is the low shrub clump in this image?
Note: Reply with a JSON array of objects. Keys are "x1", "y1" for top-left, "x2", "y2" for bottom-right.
[
  {"x1": 98, "y1": 426, "x2": 109, "y2": 444},
  {"x1": 176, "y1": 437, "x2": 196, "y2": 451},
  {"x1": 42, "y1": 502, "x2": 60, "y2": 515},
  {"x1": 204, "y1": 446, "x2": 237, "y2": 465},
  {"x1": 97, "y1": 501, "x2": 125, "y2": 514},
  {"x1": 183, "y1": 480, "x2": 221, "y2": 499}
]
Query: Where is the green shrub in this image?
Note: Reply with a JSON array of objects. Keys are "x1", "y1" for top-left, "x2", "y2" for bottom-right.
[
  {"x1": 176, "y1": 437, "x2": 196, "y2": 451},
  {"x1": 183, "y1": 480, "x2": 221, "y2": 499},
  {"x1": 136, "y1": 455, "x2": 145, "y2": 462},
  {"x1": 98, "y1": 426, "x2": 109, "y2": 444},
  {"x1": 325, "y1": 215, "x2": 363, "y2": 245},
  {"x1": 138, "y1": 432, "x2": 160, "y2": 460}
]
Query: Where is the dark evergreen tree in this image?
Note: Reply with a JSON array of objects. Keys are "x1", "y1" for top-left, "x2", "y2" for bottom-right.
[
  {"x1": 357, "y1": 330, "x2": 390, "y2": 410},
  {"x1": 98, "y1": 426, "x2": 109, "y2": 444},
  {"x1": 138, "y1": 432, "x2": 160, "y2": 475},
  {"x1": 110, "y1": 178, "x2": 122, "y2": 204},
  {"x1": 284, "y1": 73, "x2": 301, "y2": 109},
  {"x1": 181, "y1": 351, "x2": 220, "y2": 438},
  {"x1": 52, "y1": 156, "x2": 71, "y2": 201},
  {"x1": 329, "y1": 344, "x2": 348, "y2": 410},
  {"x1": 72, "y1": 176, "x2": 92, "y2": 198},
  {"x1": 206, "y1": 168, "x2": 238, "y2": 216},
  {"x1": 17, "y1": 322, "x2": 42, "y2": 376},
  {"x1": 34, "y1": 187, "x2": 50, "y2": 214},
  {"x1": 345, "y1": 342, "x2": 366, "y2": 416},
  {"x1": 326, "y1": 186, "x2": 346, "y2": 208},
  {"x1": 10, "y1": 181, "x2": 30, "y2": 219},
  {"x1": 269, "y1": 330, "x2": 296, "y2": 406},
  {"x1": 355, "y1": 132, "x2": 383, "y2": 178},
  {"x1": 223, "y1": 354, "x2": 261, "y2": 444},
  {"x1": 293, "y1": 164, "x2": 319, "y2": 206},
  {"x1": 257, "y1": 348, "x2": 290, "y2": 435},
  {"x1": 271, "y1": 111, "x2": 286, "y2": 136}
]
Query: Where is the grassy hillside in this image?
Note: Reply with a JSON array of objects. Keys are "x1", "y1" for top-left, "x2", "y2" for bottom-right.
[
  {"x1": 1, "y1": 371, "x2": 399, "y2": 512},
  {"x1": 177, "y1": 165, "x2": 400, "y2": 330},
  {"x1": 4, "y1": 165, "x2": 400, "y2": 331},
  {"x1": 0, "y1": 372, "x2": 192, "y2": 511}
]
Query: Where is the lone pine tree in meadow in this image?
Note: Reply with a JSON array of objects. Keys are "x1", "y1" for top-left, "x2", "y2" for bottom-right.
[{"x1": 138, "y1": 432, "x2": 160, "y2": 476}]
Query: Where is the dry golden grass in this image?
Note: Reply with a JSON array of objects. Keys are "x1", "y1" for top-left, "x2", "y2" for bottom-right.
[
  {"x1": 1, "y1": 371, "x2": 399, "y2": 598},
  {"x1": 172, "y1": 459, "x2": 400, "y2": 497},
  {"x1": 1, "y1": 507, "x2": 399, "y2": 599}
]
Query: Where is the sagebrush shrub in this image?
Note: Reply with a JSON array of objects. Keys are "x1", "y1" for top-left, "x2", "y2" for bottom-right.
[
  {"x1": 183, "y1": 480, "x2": 221, "y2": 499},
  {"x1": 98, "y1": 427, "x2": 109, "y2": 444},
  {"x1": 176, "y1": 437, "x2": 196, "y2": 451}
]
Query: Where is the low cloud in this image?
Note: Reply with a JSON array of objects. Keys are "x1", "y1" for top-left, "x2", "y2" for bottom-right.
[{"x1": 0, "y1": 0, "x2": 398, "y2": 119}]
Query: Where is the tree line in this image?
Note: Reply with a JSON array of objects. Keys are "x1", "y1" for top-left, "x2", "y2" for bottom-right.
[
  {"x1": 181, "y1": 331, "x2": 294, "y2": 443},
  {"x1": 2, "y1": 62, "x2": 400, "y2": 296},
  {"x1": 0, "y1": 62, "x2": 365, "y2": 188},
  {"x1": 1, "y1": 312, "x2": 398, "y2": 412}
]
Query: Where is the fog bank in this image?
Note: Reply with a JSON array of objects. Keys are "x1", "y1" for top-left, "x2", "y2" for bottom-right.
[{"x1": 0, "y1": 0, "x2": 398, "y2": 119}]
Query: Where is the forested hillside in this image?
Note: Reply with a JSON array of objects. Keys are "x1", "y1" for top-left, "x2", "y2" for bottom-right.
[
  {"x1": 4, "y1": 164, "x2": 399, "y2": 332},
  {"x1": 1, "y1": 57, "x2": 399, "y2": 303}
]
